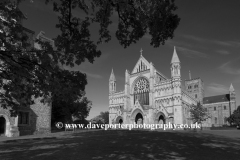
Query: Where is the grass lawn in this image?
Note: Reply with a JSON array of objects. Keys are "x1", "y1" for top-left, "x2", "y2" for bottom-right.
[{"x1": 0, "y1": 129, "x2": 240, "y2": 160}]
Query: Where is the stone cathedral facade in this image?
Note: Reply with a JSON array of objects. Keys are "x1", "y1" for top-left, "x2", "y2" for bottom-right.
[
  {"x1": 109, "y1": 47, "x2": 198, "y2": 126},
  {"x1": 109, "y1": 47, "x2": 237, "y2": 127}
]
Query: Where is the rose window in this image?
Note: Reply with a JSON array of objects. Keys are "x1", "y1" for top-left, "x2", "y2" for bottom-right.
[{"x1": 134, "y1": 78, "x2": 149, "y2": 105}]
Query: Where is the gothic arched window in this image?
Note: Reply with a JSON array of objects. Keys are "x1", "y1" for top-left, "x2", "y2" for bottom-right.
[
  {"x1": 174, "y1": 65, "x2": 178, "y2": 74},
  {"x1": 134, "y1": 78, "x2": 149, "y2": 105}
]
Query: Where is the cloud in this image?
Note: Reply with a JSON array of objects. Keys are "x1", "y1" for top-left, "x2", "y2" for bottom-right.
[
  {"x1": 182, "y1": 35, "x2": 206, "y2": 42},
  {"x1": 213, "y1": 40, "x2": 232, "y2": 46},
  {"x1": 207, "y1": 83, "x2": 229, "y2": 95},
  {"x1": 59, "y1": 65, "x2": 103, "y2": 79},
  {"x1": 166, "y1": 38, "x2": 207, "y2": 51},
  {"x1": 176, "y1": 46, "x2": 209, "y2": 58},
  {"x1": 58, "y1": 52, "x2": 110, "y2": 79},
  {"x1": 182, "y1": 35, "x2": 240, "y2": 47},
  {"x1": 84, "y1": 71, "x2": 103, "y2": 79},
  {"x1": 216, "y1": 50, "x2": 230, "y2": 55},
  {"x1": 219, "y1": 61, "x2": 240, "y2": 75},
  {"x1": 213, "y1": 40, "x2": 240, "y2": 47},
  {"x1": 218, "y1": 59, "x2": 240, "y2": 90},
  {"x1": 165, "y1": 39, "x2": 209, "y2": 58}
]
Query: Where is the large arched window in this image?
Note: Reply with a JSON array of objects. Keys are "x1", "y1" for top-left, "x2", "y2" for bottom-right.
[{"x1": 134, "y1": 78, "x2": 149, "y2": 105}]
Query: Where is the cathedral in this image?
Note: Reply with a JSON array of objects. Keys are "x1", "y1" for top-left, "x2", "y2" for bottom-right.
[
  {"x1": 108, "y1": 47, "x2": 237, "y2": 127},
  {"x1": 109, "y1": 47, "x2": 198, "y2": 126}
]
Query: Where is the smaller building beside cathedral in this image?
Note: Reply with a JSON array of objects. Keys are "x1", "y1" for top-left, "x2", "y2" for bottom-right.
[
  {"x1": 0, "y1": 31, "x2": 52, "y2": 137},
  {"x1": 202, "y1": 84, "x2": 236, "y2": 127}
]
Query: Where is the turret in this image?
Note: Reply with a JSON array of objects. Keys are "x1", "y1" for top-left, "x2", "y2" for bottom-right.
[
  {"x1": 170, "y1": 47, "x2": 183, "y2": 124},
  {"x1": 229, "y1": 83, "x2": 236, "y2": 114},
  {"x1": 229, "y1": 83, "x2": 235, "y2": 96},
  {"x1": 125, "y1": 69, "x2": 130, "y2": 96},
  {"x1": 171, "y1": 46, "x2": 181, "y2": 79},
  {"x1": 109, "y1": 69, "x2": 116, "y2": 94},
  {"x1": 124, "y1": 69, "x2": 130, "y2": 112},
  {"x1": 125, "y1": 69, "x2": 130, "y2": 85}
]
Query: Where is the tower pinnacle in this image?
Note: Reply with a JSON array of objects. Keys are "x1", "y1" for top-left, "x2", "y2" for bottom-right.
[
  {"x1": 109, "y1": 68, "x2": 116, "y2": 81},
  {"x1": 229, "y1": 83, "x2": 234, "y2": 92},
  {"x1": 171, "y1": 46, "x2": 180, "y2": 64}
]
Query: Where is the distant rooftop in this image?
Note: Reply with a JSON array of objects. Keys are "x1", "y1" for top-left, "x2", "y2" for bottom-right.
[
  {"x1": 203, "y1": 94, "x2": 230, "y2": 104},
  {"x1": 185, "y1": 77, "x2": 203, "y2": 82}
]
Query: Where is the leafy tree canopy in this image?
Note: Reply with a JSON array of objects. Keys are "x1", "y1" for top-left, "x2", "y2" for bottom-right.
[
  {"x1": 45, "y1": 0, "x2": 180, "y2": 48},
  {"x1": 190, "y1": 102, "x2": 211, "y2": 124},
  {"x1": 227, "y1": 106, "x2": 240, "y2": 126},
  {"x1": 0, "y1": 0, "x2": 180, "y2": 116},
  {"x1": 99, "y1": 111, "x2": 109, "y2": 124},
  {"x1": 52, "y1": 93, "x2": 92, "y2": 124},
  {"x1": 90, "y1": 111, "x2": 109, "y2": 124}
]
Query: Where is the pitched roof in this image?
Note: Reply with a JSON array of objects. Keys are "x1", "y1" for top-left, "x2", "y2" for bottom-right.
[
  {"x1": 171, "y1": 46, "x2": 180, "y2": 64},
  {"x1": 131, "y1": 52, "x2": 150, "y2": 74},
  {"x1": 155, "y1": 69, "x2": 168, "y2": 80},
  {"x1": 203, "y1": 94, "x2": 230, "y2": 104}
]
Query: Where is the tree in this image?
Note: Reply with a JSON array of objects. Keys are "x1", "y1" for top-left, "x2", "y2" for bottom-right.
[
  {"x1": 0, "y1": 0, "x2": 180, "y2": 115},
  {"x1": 227, "y1": 106, "x2": 240, "y2": 126},
  {"x1": 46, "y1": 0, "x2": 180, "y2": 48},
  {"x1": 189, "y1": 102, "x2": 211, "y2": 129},
  {"x1": 51, "y1": 93, "x2": 92, "y2": 125},
  {"x1": 99, "y1": 111, "x2": 109, "y2": 124},
  {"x1": 90, "y1": 111, "x2": 109, "y2": 124},
  {"x1": 0, "y1": 0, "x2": 90, "y2": 115},
  {"x1": 90, "y1": 116, "x2": 104, "y2": 124}
]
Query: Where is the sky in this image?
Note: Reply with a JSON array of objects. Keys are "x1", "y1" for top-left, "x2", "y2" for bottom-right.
[{"x1": 19, "y1": 0, "x2": 240, "y2": 120}]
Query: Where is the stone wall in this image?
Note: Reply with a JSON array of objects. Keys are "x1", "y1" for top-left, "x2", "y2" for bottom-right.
[
  {"x1": 0, "y1": 107, "x2": 15, "y2": 125},
  {"x1": 203, "y1": 102, "x2": 231, "y2": 127},
  {"x1": 0, "y1": 96, "x2": 52, "y2": 137},
  {"x1": 0, "y1": 107, "x2": 19, "y2": 137},
  {"x1": 30, "y1": 97, "x2": 51, "y2": 135}
]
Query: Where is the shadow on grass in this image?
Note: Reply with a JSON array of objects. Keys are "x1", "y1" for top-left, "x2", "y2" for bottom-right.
[{"x1": 0, "y1": 130, "x2": 240, "y2": 160}]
